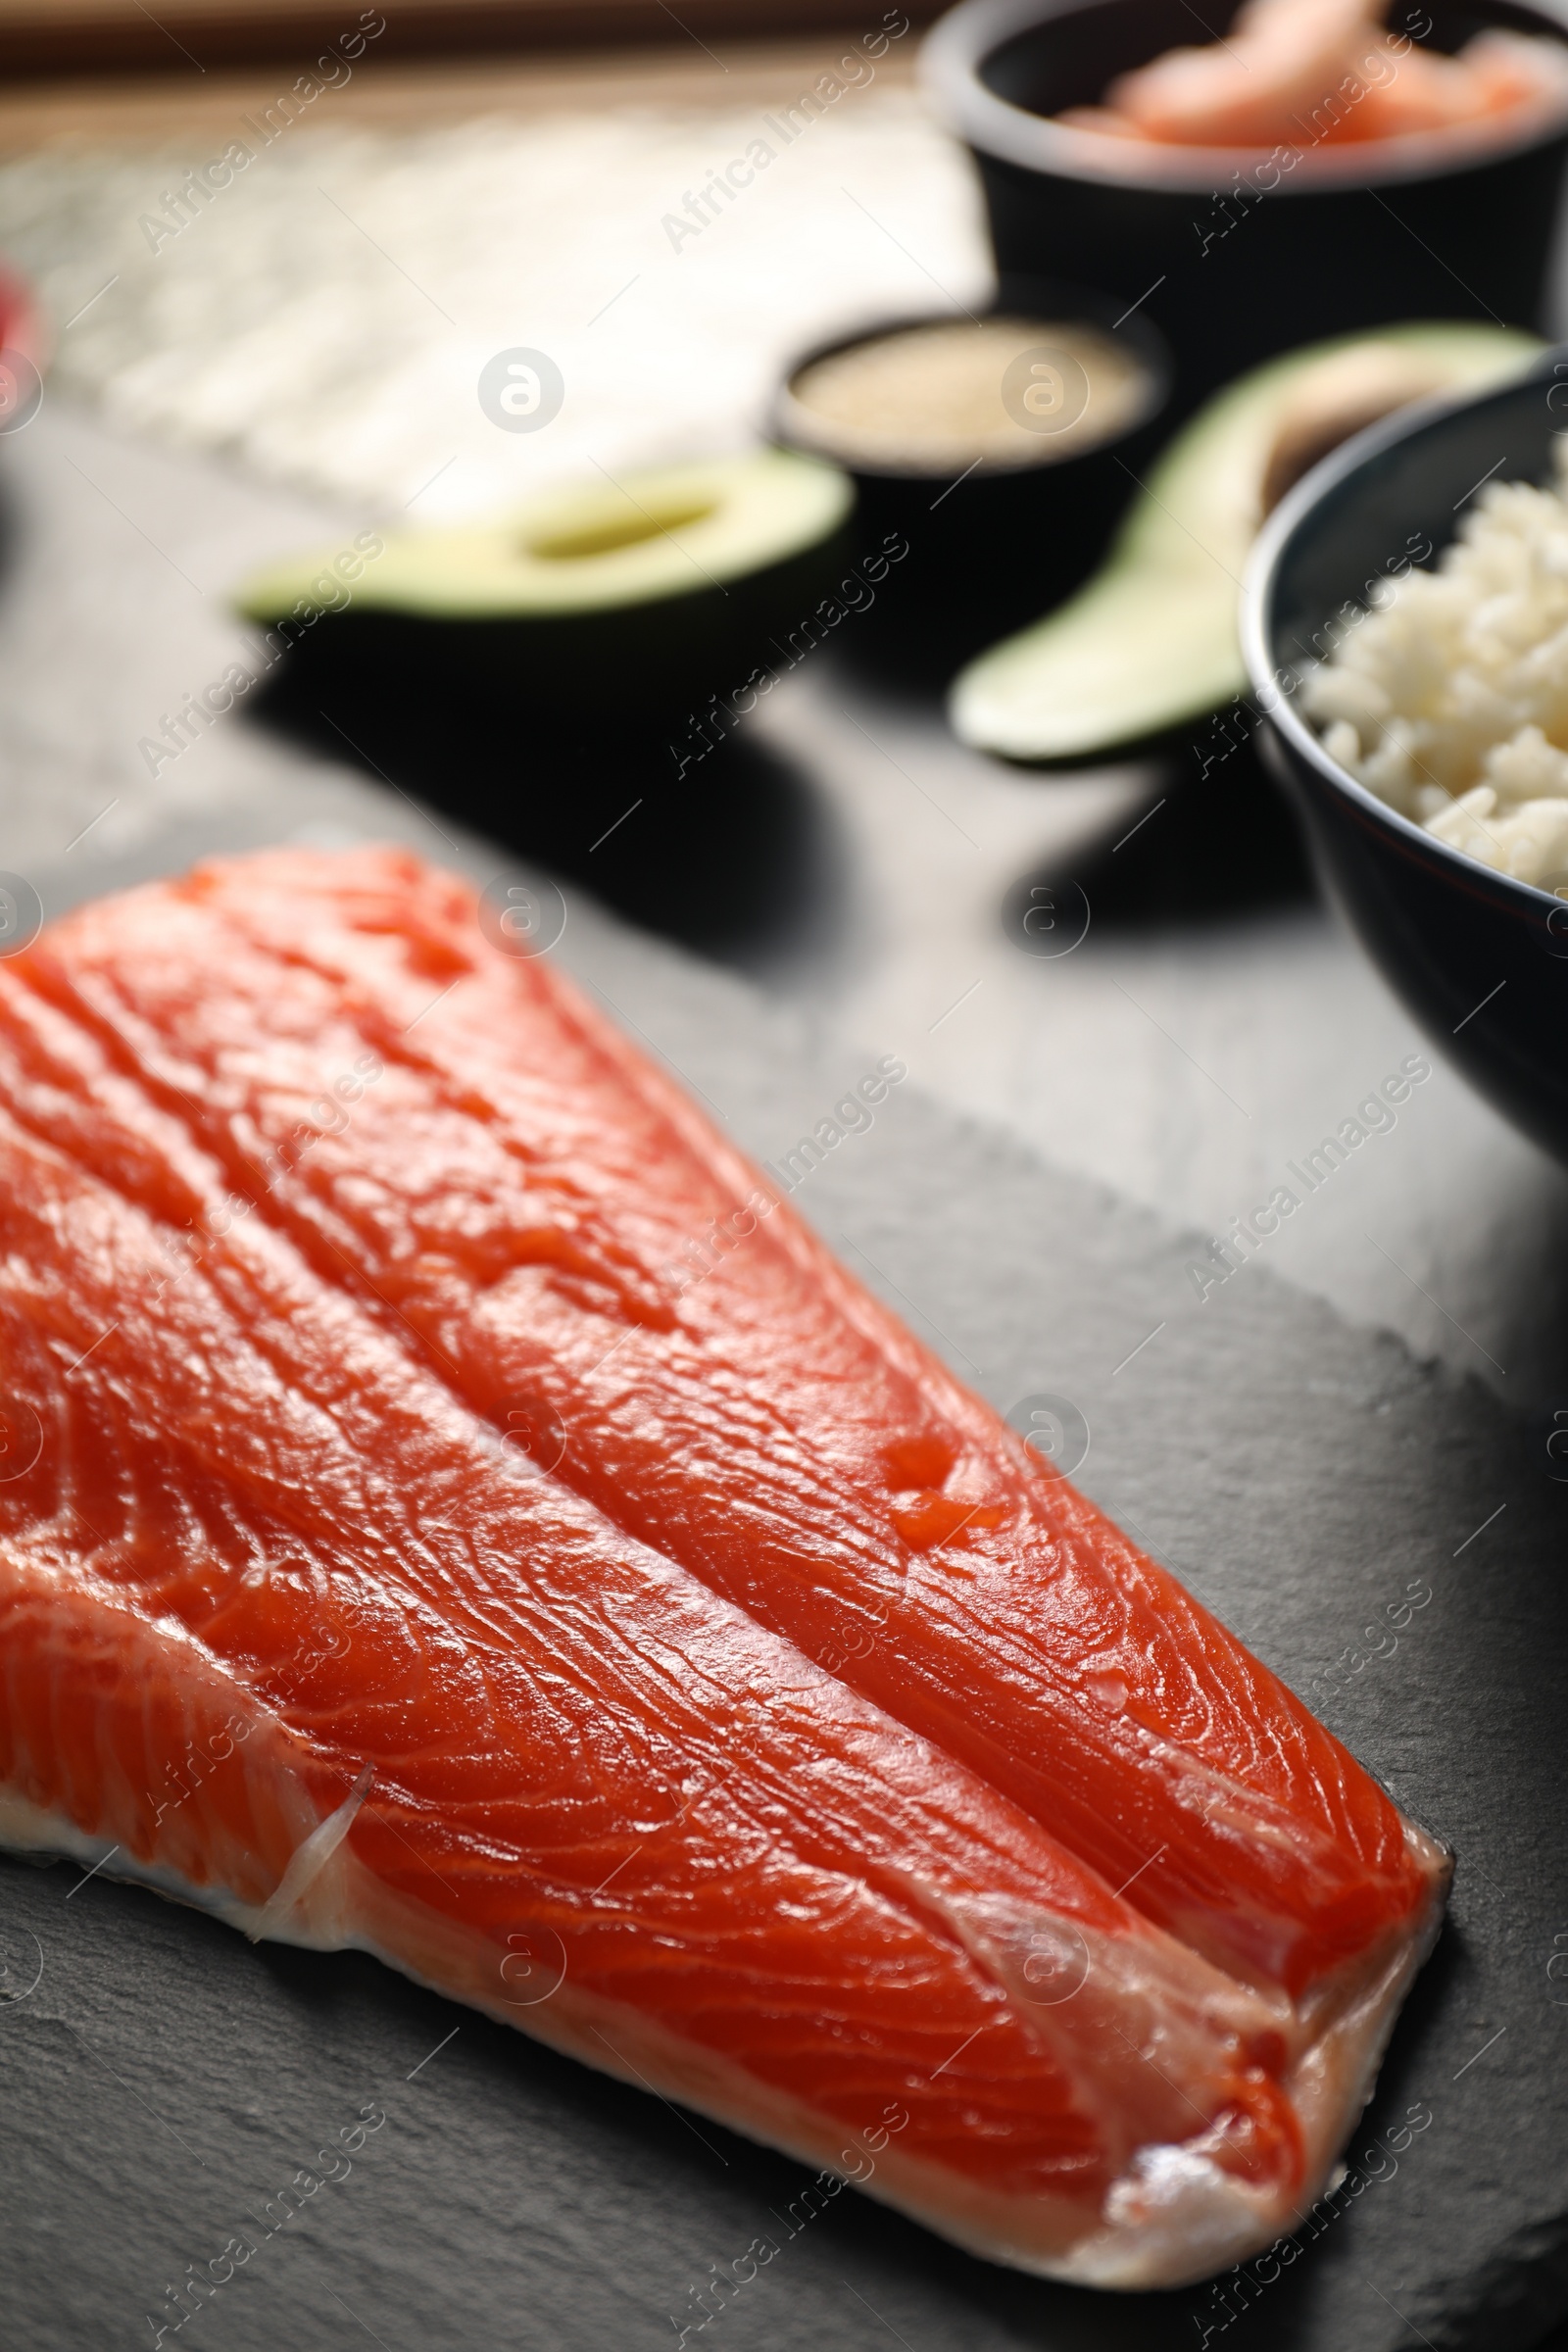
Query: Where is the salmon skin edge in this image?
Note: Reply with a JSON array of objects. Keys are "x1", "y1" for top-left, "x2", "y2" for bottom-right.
[{"x1": 0, "y1": 1780, "x2": 1450, "y2": 2291}]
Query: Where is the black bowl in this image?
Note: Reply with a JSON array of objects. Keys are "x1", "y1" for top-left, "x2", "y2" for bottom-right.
[
  {"x1": 773, "y1": 283, "x2": 1170, "y2": 681},
  {"x1": 1243, "y1": 350, "x2": 1568, "y2": 1164},
  {"x1": 922, "y1": 0, "x2": 1568, "y2": 411}
]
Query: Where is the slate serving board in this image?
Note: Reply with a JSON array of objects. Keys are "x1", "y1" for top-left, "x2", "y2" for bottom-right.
[
  {"x1": 2, "y1": 814, "x2": 1567, "y2": 2352},
  {"x1": 1, "y1": 397, "x2": 1565, "y2": 2352}
]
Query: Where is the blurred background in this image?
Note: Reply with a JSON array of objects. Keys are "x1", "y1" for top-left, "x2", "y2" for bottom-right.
[{"x1": 1, "y1": 0, "x2": 1568, "y2": 1410}]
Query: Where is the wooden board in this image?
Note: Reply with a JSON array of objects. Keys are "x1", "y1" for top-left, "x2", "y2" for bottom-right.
[
  {"x1": 0, "y1": 29, "x2": 918, "y2": 152},
  {"x1": 0, "y1": 0, "x2": 942, "y2": 82}
]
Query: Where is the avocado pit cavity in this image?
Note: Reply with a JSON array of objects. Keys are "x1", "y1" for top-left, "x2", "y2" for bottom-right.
[{"x1": 526, "y1": 497, "x2": 721, "y2": 564}]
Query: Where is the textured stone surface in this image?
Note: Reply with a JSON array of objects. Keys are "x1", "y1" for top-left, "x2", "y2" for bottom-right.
[
  {"x1": 1, "y1": 407, "x2": 1566, "y2": 2352},
  {"x1": 1, "y1": 828, "x2": 1565, "y2": 2352}
]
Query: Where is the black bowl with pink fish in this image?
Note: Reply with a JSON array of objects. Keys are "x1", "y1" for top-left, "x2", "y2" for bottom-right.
[{"x1": 922, "y1": 0, "x2": 1568, "y2": 412}]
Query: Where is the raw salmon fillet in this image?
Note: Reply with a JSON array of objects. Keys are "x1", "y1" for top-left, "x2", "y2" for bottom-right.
[{"x1": 0, "y1": 846, "x2": 1447, "y2": 2289}]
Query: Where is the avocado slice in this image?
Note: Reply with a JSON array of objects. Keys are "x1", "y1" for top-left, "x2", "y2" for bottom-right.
[
  {"x1": 241, "y1": 449, "x2": 852, "y2": 621},
  {"x1": 949, "y1": 323, "x2": 1542, "y2": 767},
  {"x1": 234, "y1": 449, "x2": 856, "y2": 729}
]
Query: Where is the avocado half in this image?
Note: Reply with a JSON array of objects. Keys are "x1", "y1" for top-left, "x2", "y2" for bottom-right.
[
  {"x1": 948, "y1": 323, "x2": 1542, "y2": 768},
  {"x1": 235, "y1": 449, "x2": 856, "y2": 728}
]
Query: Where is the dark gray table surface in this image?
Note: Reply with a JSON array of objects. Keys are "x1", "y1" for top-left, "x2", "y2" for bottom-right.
[{"x1": 2, "y1": 407, "x2": 1567, "y2": 2352}]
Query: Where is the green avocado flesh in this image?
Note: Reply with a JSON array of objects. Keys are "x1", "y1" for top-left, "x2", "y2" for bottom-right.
[
  {"x1": 237, "y1": 449, "x2": 854, "y2": 622},
  {"x1": 949, "y1": 322, "x2": 1543, "y2": 767}
]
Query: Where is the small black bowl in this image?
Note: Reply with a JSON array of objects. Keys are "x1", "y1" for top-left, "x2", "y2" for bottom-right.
[
  {"x1": 922, "y1": 0, "x2": 1568, "y2": 412},
  {"x1": 773, "y1": 283, "x2": 1170, "y2": 682},
  {"x1": 1243, "y1": 349, "x2": 1568, "y2": 1165}
]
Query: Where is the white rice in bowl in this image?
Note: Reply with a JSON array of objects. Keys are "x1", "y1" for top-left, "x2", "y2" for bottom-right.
[{"x1": 1299, "y1": 434, "x2": 1568, "y2": 892}]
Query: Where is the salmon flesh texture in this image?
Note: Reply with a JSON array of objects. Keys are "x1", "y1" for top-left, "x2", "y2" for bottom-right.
[{"x1": 0, "y1": 848, "x2": 1447, "y2": 2289}]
